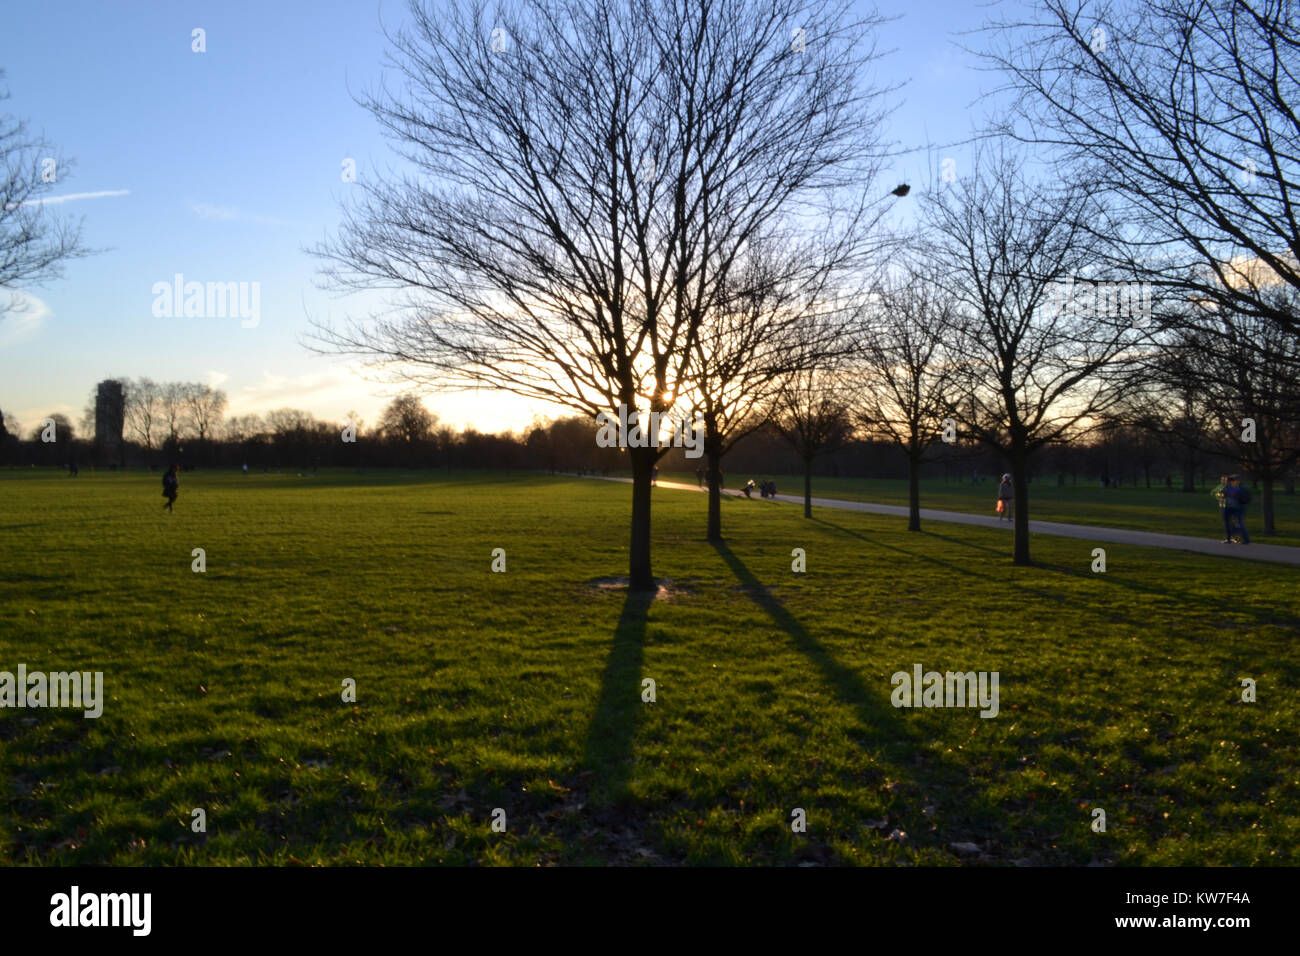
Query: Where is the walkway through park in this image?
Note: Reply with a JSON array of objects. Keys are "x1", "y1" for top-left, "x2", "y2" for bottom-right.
[{"x1": 581, "y1": 474, "x2": 1300, "y2": 566}]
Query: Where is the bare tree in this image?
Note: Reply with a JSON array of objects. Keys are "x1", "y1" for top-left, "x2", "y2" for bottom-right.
[
  {"x1": 921, "y1": 145, "x2": 1141, "y2": 564},
  {"x1": 159, "y1": 382, "x2": 189, "y2": 446},
  {"x1": 985, "y1": 0, "x2": 1300, "y2": 338},
  {"x1": 771, "y1": 367, "x2": 854, "y2": 518},
  {"x1": 310, "y1": 0, "x2": 893, "y2": 589},
  {"x1": 378, "y1": 392, "x2": 436, "y2": 443},
  {"x1": 687, "y1": 237, "x2": 871, "y2": 541},
  {"x1": 1154, "y1": 297, "x2": 1300, "y2": 534},
  {"x1": 183, "y1": 384, "x2": 228, "y2": 442},
  {"x1": 223, "y1": 413, "x2": 266, "y2": 443},
  {"x1": 1114, "y1": 385, "x2": 1200, "y2": 491},
  {"x1": 124, "y1": 377, "x2": 163, "y2": 450},
  {"x1": 264, "y1": 408, "x2": 319, "y2": 437},
  {"x1": 0, "y1": 76, "x2": 90, "y2": 313},
  {"x1": 852, "y1": 256, "x2": 954, "y2": 531}
]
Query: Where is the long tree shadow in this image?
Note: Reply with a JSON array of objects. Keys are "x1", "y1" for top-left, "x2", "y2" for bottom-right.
[
  {"x1": 1040, "y1": 559, "x2": 1300, "y2": 632},
  {"x1": 579, "y1": 588, "x2": 654, "y2": 804},
  {"x1": 813, "y1": 516, "x2": 1000, "y2": 585},
  {"x1": 815, "y1": 517, "x2": 1163, "y2": 632},
  {"x1": 710, "y1": 541, "x2": 971, "y2": 790},
  {"x1": 920, "y1": 523, "x2": 1300, "y2": 629},
  {"x1": 921, "y1": 516, "x2": 1300, "y2": 630}
]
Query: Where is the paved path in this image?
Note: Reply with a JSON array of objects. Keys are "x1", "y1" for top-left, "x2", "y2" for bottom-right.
[{"x1": 578, "y1": 475, "x2": 1300, "y2": 566}]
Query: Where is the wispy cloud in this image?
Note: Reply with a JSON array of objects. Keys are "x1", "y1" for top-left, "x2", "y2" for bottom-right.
[
  {"x1": 191, "y1": 202, "x2": 289, "y2": 227},
  {"x1": 19, "y1": 189, "x2": 130, "y2": 207},
  {"x1": 0, "y1": 292, "x2": 51, "y2": 347},
  {"x1": 233, "y1": 368, "x2": 363, "y2": 415}
]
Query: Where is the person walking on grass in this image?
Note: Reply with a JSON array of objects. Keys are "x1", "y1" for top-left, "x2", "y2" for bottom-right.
[
  {"x1": 996, "y1": 473, "x2": 1013, "y2": 522},
  {"x1": 162, "y1": 464, "x2": 179, "y2": 513},
  {"x1": 1224, "y1": 474, "x2": 1251, "y2": 544}
]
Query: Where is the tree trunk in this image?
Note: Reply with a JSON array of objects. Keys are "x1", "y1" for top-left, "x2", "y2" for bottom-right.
[
  {"x1": 803, "y1": 456, "x2": 813, "y2": 518},
  {"x1": 907, "y1": 453, "x2": 921, "y2": 531},
  {"x1": 706, "y1": 446, "x2": 723, "y2": 542},
  {"x1": 1261, "y1": 476, "x2": 1275, "y2": 535},
  {"x1": 1182, "y1": 448, "x2": 1197, "y2": 492},
  {"x1": 628, "y1": 448, "x2": 655, "y2": 589},
  {"x1": 1011, "y1": 443, "x2": 1031, "y2": 565}
]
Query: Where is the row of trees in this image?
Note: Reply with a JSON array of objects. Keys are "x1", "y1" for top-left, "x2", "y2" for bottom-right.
[
  {"x1": 3, "y1": 394, "x2": 1265, "y2": 489},
  {"x1": 5, "y1": 1, "x2": 1296, "y2": 583},
  {"x1": 0, "y1": 390, "x2": 545, "y2": 471},
  {"x1": 308, "y1": 0, "x2": 1300, "y2": 581}
]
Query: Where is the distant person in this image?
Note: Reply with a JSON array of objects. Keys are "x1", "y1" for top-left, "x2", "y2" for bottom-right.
[
  {"x1": 1224, "y1": 474, "x2": 1251, "y2": 544},
  {"x1": 997, "y1": 473, "x2": 1013, "y2": 521},
  {"x1": 242, "y1": 462, "x2": 248, "y2": 476},
  {"x1": 696, "y1": 466, "x2": 704, "y2": 489},
  {"x1": 69, "y1": 461, "x2": 79, "y2": 477},
  {"x1": 1212, "y1": 474, "x2": 1231, "y2": 541},
  {"x1": 652, "y1": 465, "x2": 659, "y2": 486},
  {"x1": 162, "y1": 464, "x2": 179, "y2": 514},
  {"x1": 744, "y1": 478, "x2": 755, "y2": 498}
]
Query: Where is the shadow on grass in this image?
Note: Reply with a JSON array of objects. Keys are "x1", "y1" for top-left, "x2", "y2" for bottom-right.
[
  {"x1": 813, "y1": 516, "x2": 997, "y2": 585},
  {"x1": 816, "y1": 517, "x2": 1167, "y2": 632},
  {"x1": 1039, "y1": 559, "x2": 1300, "y2": 632},
  {"x1": 579, "y1": 588, "x2": 654, "y2": 804},
  {"x1": 709, "y1": 541, "x2": 980, "y2": 808},
  {"x1": 711, "y1": 541, "x2": 922, "y2": 747}
]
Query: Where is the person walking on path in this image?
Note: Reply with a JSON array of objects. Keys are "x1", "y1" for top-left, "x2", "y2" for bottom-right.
[
  {"x1": 1212, "y1": 474, "x2": 1232, "y2": 542},
  {"x1": 1224, "y1": 474, "x2": 1251, "y2": 544},
  {"x1": 162, "y1": 464, "x2": 179, "y2": 513},
  {"x1": 996, "y1": 473, "x2": 1014, "y2": 522}
]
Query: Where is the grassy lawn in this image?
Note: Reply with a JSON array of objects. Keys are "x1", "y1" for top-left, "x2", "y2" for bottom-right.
[
  {"x1": 661, "y1": 470, "x2": 1300, "y2": 546},
  {"x1": 1, "y1": 467, "x2": 1296, "y2": 865}
]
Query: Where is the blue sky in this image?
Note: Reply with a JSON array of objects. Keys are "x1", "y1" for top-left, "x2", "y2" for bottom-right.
[{"x1": 0, "y1": 0, "x2": 1001, "y2": 435}]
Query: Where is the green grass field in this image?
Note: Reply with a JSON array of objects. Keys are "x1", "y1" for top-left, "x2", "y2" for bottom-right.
[
  {"x1": 661, "y1": 470, "x2": 1300, "y2": 545},
  {"x1": 2, "y1": 468, "x2": 1297, "y2": 865}
]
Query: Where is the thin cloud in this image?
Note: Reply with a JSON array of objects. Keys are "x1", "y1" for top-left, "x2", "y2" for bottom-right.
[
  {"x1": 0, "y1": 292, "x2": 51, "y2": 347},
  {"x1": 19, "y1": 189, "x2": 130, "y2": 207},
  {"x1": 191, "y1": 202, "x2": 288, "y2": 227}
]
